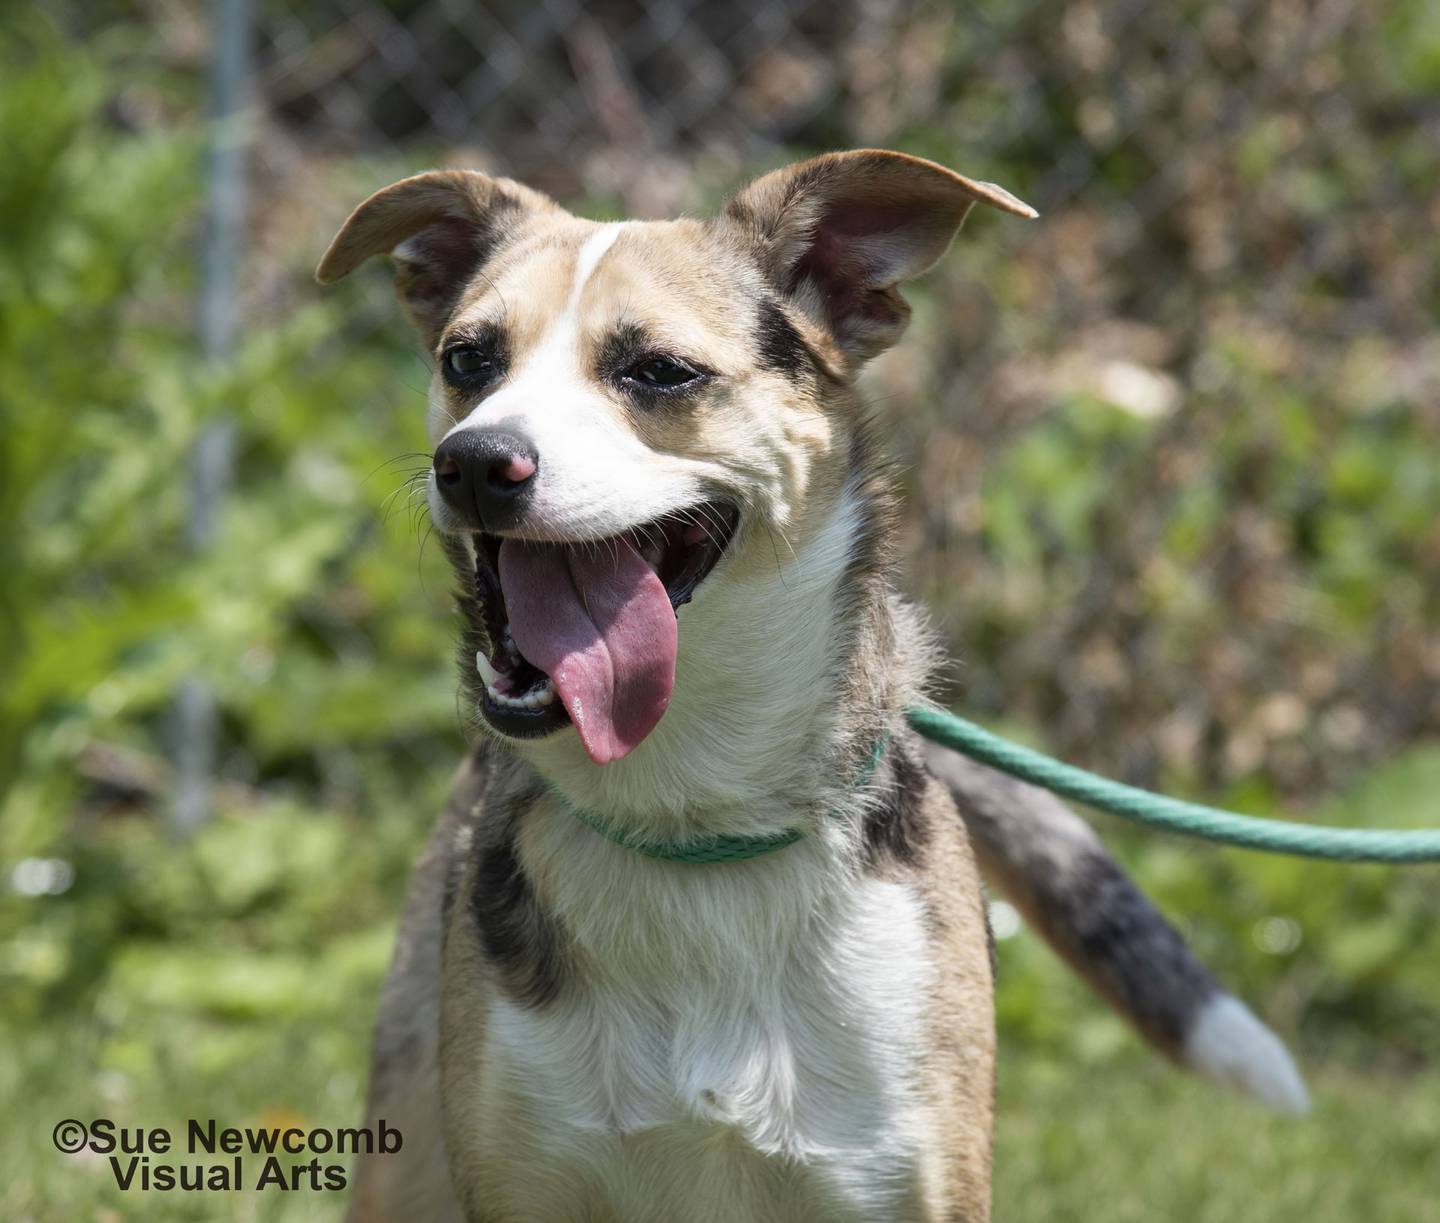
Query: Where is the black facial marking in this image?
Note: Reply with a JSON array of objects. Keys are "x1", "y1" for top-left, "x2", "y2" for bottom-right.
[
  {"x1": 862, "y1": 741, "x2": 931, "y2": 868},
  {"x1": 756, "y1": 299, "x2": 810, "y2": 377},
  {"x1": 599, "y1": 322, "x2": 713, "y2": 412},
  {"x1": 595, "y1": 321, "x2": 650, "y2": 378},
  {"x1": 439, "y1": 320, "x2": 509, "y2": 394},
  {"x1": 470, "y1": 800, "x2": 570, "y2": 1008}
]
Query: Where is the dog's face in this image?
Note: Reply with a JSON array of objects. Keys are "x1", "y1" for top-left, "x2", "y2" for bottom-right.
[{"x1": 319, "y1": 152, "x2": 1032, "y2": 768}]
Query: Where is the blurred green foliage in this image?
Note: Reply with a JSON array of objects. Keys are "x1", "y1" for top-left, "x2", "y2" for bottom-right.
[
  {"x1": 1, "y1": 19, "x2": 461, "y2": 850},
  {"x1": 3, "y1": 6, "x2": 1440, "y2": 1220},
  {"x1": 0, "y1": 10, "x2": 457, "y2": 1065}
]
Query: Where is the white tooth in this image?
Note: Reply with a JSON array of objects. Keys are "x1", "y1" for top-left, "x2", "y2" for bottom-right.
[
  {"x1": 483, "y1": 674, "x2": 554, "y2": 713},
  {"x1": 476, "y1": 652, "x2": 499, "y2": 687}
]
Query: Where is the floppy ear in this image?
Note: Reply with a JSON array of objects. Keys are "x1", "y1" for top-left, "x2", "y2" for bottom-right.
[
  {"x1": 724, "y1": 149, "x2": 1036, "y2": 366},
  {"x1": 315, "y1": 170, "x2": 552, "y2": 345}
]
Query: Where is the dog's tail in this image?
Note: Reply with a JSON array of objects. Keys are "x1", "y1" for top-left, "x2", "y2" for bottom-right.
[{"x1": 925, "y1": 742, "x2": 1309, "y2": 1113}]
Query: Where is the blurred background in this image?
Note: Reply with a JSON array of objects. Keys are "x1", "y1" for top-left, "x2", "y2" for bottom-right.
[{"x1": 2, "y1": 0, "x2": 1438, "y2": 1218}]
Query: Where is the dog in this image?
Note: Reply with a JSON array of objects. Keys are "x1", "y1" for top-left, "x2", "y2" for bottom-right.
[{"x1": 317, "y1": 150, "x2": 1307, "y2": 1222}]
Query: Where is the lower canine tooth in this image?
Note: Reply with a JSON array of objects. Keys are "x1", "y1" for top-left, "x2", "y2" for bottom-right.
[{"x1": 476, "y1": 652, "x2": 499, "y2": 688}]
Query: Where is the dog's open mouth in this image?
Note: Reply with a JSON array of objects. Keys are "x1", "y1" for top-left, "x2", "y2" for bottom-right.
[{"x1": 471, "y1": 501, "x2": 739, "y2": 764}]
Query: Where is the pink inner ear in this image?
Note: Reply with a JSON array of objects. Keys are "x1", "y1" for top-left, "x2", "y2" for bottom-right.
[
  {"x1": 792, "y1": 202, "x2": 920, "y2": 326},
  {"x1": 396, "y1": 216, "x2": 479, "y2": 291},
  {"x1": 393, "y1": 215, "x2": 487, "y2": 338},
  {"x1": 821, "y1": 201, "x2": 918, "y2": 240}
]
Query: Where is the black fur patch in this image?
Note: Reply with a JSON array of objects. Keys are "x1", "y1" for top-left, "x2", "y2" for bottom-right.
[
  {"x1": 437, "y1": 319, "x2": 510, "y2": 395},
  {"x1": 756, "y1": 300, "x2": 810, "y2": 376},
  {"x1": 862, "y1": 743, "x2": 931, "y2": 867},
  {"x1": 596, "y1": 321, "x2": 715, "y2": 416},
  {"x1": 1066, "y1": 849, "x2": 1214, "y2": 1052},
  {"x1": 469, "y1": 803, "x2": 569, "y2": 1008},
  {"x1": 594, "y1": 320, "x2": 653, "y2": 381}
]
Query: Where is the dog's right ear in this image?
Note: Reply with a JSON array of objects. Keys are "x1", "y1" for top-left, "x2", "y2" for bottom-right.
[{"x1": 316, "y1": 171, "x2": 550, "y2": 344}]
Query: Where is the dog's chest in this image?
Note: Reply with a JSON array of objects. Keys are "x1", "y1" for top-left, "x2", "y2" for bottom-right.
[{"x1": 483, "y1": 861, "x2": 937, "y2": 1219}]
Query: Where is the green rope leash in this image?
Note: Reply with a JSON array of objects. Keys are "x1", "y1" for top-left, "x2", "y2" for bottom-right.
[
  {"x1": 907, "y1": 706, "x2": 1440, "y2": 865},
  {"x1": 558, "y1": 733, "x2": 891, "y2": 864},
  {"x1": 557, "y1": 710, "x2": 1440, "y2": 866}
]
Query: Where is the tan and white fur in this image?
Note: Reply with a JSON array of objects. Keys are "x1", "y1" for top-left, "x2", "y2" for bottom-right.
[{"x1": 317, "y1": 151, "x2": 1305, "y2": 1223}]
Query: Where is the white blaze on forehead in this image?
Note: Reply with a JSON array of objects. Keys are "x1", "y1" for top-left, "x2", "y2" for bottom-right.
[
  {"x1": 443, "y1": 223, "x2": 627, "y2": 443},
  {"x1": 568, "y1": 223, "x2": 626, "y2": 310}
]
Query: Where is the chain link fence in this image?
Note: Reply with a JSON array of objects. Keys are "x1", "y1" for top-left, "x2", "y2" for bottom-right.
[{"x1": 172, "y1": 0, "x2": 1438, "y2": 802}]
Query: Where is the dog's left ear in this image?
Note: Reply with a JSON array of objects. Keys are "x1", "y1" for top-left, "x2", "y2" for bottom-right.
[{"x1": 724, "y1": 149, "x2": 1035, "y2": 366}]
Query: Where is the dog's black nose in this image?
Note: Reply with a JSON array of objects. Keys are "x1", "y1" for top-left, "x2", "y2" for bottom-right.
[{"x1": 433, "y1": 428, "x2": 539, "y2": 531}]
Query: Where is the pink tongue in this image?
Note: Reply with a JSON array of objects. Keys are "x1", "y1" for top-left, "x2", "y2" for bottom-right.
[{"x1": 498, "y1": 537, "x2": 677, "y2": 764}]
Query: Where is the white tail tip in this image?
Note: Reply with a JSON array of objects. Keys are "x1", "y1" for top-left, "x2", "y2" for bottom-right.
[{"x1": 1185, "y1": 993, "x2": 1310, "y2": 1114}]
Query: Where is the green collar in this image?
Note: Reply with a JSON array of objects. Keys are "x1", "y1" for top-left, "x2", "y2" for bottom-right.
[{"x1": 552, "y1": 732, "x2": 892, "y2": 864}]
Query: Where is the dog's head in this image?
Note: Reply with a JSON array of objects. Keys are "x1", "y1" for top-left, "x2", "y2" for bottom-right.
[{"x1": 319, "y1": 151, "x2": 1032, "y2": 772}]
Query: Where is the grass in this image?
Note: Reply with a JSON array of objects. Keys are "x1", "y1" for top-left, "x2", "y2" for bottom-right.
[
  {"x1": 9, "y1": 1016, "x2": 1436, "y2": 1221},
  {"x1": 5, "y1": 799, "x2": 1435, "y2": 1223},
  {"x1": 7, "y1": 730, "x2": 1437, "y2": 1223},
  {"x1": 994, "y1": 1059, "x2": 1439, "y2": 1222}
]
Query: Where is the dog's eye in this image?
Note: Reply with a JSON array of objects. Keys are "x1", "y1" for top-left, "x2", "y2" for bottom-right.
[
  {"x1": 625, "y1": 356, "x2": 699, "y2": 389},
  {"x1": 444, "y1": 346, "x2": 499, "y2": 382}
]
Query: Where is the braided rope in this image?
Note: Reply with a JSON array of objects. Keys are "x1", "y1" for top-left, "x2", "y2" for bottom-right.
[
  {"x1": 555, "y1": 711, "x2": 1440, "y2": 866},
  {"x1": 907, "y1": 707, "x2": 1440, "y2": 864}
]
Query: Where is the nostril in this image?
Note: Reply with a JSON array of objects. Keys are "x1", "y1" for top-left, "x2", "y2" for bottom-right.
[
  {"x1": 486, "y1": 453, "x2": 536, "y2": 494},
  {"x1": 500, "y1": 454, "x2": 536, "y2": 484},
  {"x1": 434, "y1": 454, "x2": 462, "y2": 486},
  {"x1": 433, "y1": 429, "x2": 537, "y2": 523}
]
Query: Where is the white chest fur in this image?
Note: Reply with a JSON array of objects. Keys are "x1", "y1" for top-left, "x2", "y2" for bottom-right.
[{"x1": 480, "y1": 833, "x2": 937, "y2": 1222}]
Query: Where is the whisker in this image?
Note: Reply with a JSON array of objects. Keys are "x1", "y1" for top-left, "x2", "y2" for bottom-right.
[
  {"x1": 674, "y1": 507, "x2": 721, "y2": 551},
  {"x1": 365, "y1": 452, "x2": 432, "y2": 485},
  {"x1": 692, "y1": 503, "x2": 730, "y2": 547},
  {"x1": 474, "y1": 268, "x2": 508, "y2": 320},
  {"x1": 380, "y1": 470, "x2": 431, "y2": 524},
  {"x1": 418, "y1": 521, "x2": 437, "y2": 589}
]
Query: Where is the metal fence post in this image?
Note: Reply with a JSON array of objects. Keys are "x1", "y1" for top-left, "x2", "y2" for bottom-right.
[{"x1": 171, "y1": 0, "x2": 254, "y2": 835}]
